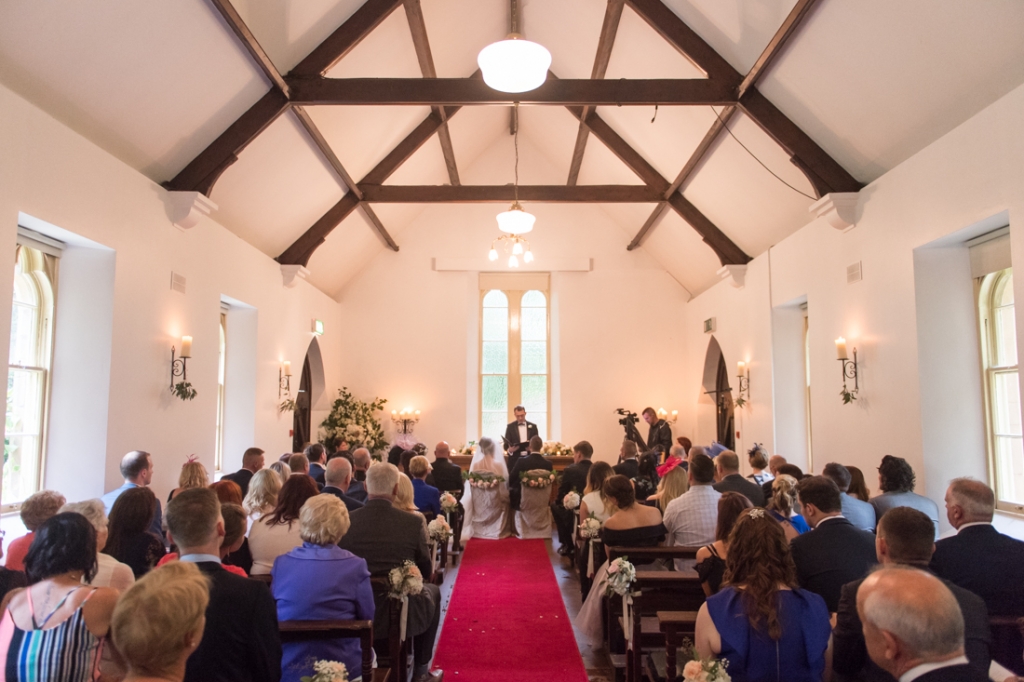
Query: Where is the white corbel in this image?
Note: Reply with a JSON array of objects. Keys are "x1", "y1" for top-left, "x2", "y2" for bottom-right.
[
  {"x1": 809, "y1": 192, "x2": 859, "y2": 232},
  {"x1": 717, "y1": 264, "x2": 747, "y2": 289},
  {"x1": 281, "y1": 264, "x2": 311, "y2": 288},
  {"x1": 166, "y1": 191, "x2": 218, "y2": 230}
]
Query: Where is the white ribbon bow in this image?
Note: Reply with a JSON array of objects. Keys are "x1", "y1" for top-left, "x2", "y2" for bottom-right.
[
  {"x1": 399, "y1": 595, "x2": 410, "y2": 643},
  {"x1": 623, "y1": 592, "x2": 635, "y2": 650},
  {"x1": 429, "y1": 540, "x2": 439, "y2": 574},
  {"x1": 587, "y1": 541, "x2": 596, "y2": 578}
]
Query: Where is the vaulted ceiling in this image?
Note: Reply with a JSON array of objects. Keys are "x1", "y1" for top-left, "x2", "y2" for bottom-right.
[{"x1": 2, "y1": 0, "x2": 1024, "y2": 298}]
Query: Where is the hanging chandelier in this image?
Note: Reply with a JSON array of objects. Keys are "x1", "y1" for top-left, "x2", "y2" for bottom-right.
[
  {"x1": 477, "y1": 0, "x2": 551, "y2": 93},
  {"x1": 488, "y1": 104, "x2": 534, "y2": 268}
]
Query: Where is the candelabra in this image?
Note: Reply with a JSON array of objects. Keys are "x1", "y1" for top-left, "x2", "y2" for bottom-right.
[
  {"x1": 656, "y1": 408, "x2": 679, "y2": 424},
  {"x1": 391, "y1": 408, "x2": 421, "y2": 434}
]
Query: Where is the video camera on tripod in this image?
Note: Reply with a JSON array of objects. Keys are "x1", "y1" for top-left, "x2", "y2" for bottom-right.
[{"x1": 615, "y1": 408, "x2": 647, "y2": 450}]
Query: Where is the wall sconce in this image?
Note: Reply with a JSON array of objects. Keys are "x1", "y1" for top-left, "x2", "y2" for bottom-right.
[
  {"x1": 170, "y1": 336, "x2": 197, "y2": 401},
  {"x1": 279, "y1": 361, "x2": 292, "y2": 398},
  {"x1": 836, "y1": 337, "x2": 859, "y2": 404},
  {"x1": 735, "y1": 361, "x2": 750, "y2": 407},
  {"x1": 391, "y1": 407, "x2": 421, "y2": 434},
  {"x1": 657, "y1": 407, "x2": 679, "y2": 424}
]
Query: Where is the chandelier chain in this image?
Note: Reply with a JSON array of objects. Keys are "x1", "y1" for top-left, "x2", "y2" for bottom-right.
[{"x1": 513, "y1": 101, "x2": 520, "y2": 204}]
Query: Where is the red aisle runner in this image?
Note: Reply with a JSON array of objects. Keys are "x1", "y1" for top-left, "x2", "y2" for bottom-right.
[{"x1": 432, "y1": 538, "x2": 589, "y2": 682}]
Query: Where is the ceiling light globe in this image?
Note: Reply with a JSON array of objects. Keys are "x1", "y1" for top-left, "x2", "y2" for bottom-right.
[
  {"x1": 496, "y1": 207, "x2": 535, "y2": 234},
  {"x1": 477, "y1": 36, "x2": 552, "y2": 93},
  {"x1": 512, "y1": 242, "x2": 524, "y2": 255},
  {"x1": 508, "y1": 254, "x2": 519, "y2": 268},
  {"x1": 523, "y1": 250, "x2": 534, "y2": 263},
  {"x1": 488, "y1": 248, "x2": 498, "y2": 261}
]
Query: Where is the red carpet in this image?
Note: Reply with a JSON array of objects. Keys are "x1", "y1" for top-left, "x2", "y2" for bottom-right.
[{"x1": 432, "y1": 538, "x2": 589, "y2": 682}]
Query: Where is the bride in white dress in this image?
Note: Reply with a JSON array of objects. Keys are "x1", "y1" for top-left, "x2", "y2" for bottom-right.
[{"x1": 462, "y1": 437, "x2": 511, "y2": 540}]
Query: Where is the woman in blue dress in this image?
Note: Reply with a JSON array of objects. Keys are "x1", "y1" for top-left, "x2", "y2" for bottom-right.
[{"x1": 694, "y1": 508, "x2": 831, "y2": 682}]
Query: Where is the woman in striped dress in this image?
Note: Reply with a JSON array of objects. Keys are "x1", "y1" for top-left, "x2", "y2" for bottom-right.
[{"x1": 0, "y1": 513, "x2": 119, "y2": 681}]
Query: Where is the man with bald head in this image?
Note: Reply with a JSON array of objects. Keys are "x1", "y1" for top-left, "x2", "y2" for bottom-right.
[
  {"x1": 321, "y1": 457, "x2": 364, "y2": 513},
  {"x1": 431, "y1": 441, "x2": 464, "y2": 493},
  {"x1": 857, "y1": 567, "x2": 986, "y2": 682}
]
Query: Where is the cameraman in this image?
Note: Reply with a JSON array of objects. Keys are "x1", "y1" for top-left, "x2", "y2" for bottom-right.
[{"x1": 642, "y1": 407, "x2": 673, "y2": 459}]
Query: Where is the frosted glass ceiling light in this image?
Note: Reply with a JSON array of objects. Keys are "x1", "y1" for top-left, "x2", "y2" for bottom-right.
[
  {"x1": 496, "y1": 203, "x2": 535, "y2": 234},
  {"x1": 509, "y1": 254, "x2": 519, "y2": 268},
  {"x1": 488, "y1": 248, "x2": 499, "y2": 261},
  {"x1": 523, "y1": 250, "x2": 534, "y2": 263},
  {"x1": 478, "y1": 35, "x2": 551, "y2": 93}
]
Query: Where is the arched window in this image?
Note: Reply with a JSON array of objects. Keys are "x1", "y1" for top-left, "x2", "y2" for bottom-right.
[
  {"x1": 6, "y1": 243, "x2": 57, "y2": 507},
  {"x1": 979, "y1": 267, "x2": 1022, "y2": 509}
]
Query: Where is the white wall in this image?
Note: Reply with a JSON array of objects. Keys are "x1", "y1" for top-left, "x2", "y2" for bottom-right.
[{"x1": 0, "y1": 81, "x2": 343, "y2": 504}]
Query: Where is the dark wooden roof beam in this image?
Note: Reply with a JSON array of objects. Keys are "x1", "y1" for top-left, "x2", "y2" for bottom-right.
[
  {"x1": 289, "y1": 0, "x2": 404, "y2": 77},
  {"x1": 359, "y1": 184, "x2": 662, "y2": 203}
]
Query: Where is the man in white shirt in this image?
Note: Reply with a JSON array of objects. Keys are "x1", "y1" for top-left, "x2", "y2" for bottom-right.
[
  {"x1": 857, "y1": 567, "x2": 985, "y2": 682},
  {"x1": 503, "y1": 405, "x2": 538, "y2": 472},
  {"x1": 663, "y1": 453, "x2": 720, "y2": 571}
]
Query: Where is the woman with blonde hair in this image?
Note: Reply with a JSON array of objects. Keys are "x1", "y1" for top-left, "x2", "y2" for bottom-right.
[
  {"x1": 766, "y1": 474, "x2": 810, "y2": 540},
  {"x1": 647, "y1": 459, "x2": 689, "y2": 513},
  {"x1": 60, "y1": 499, "x2": 135, "y2": 591},
  {"x1": 578, "y1": 461, "x2": 615, "y2": 524},
  {"x1": 111, "y1": 561, "x2": 209, "y2": 682},
  {"x1": 243, "y1": 469, "x2": 282, "y2": 528},
  {"x1": 6, "y1": 490, "x2": 66, "y2": 572},
  {"x1": 268, "y1": 461, "x2": 291, "y2": 485},
  {"x1": 168, "y1": 458, "x2": 208, "y2": 501},
  {"x1": 394, "y1": 474, "x2": 428, "y2": 539}
]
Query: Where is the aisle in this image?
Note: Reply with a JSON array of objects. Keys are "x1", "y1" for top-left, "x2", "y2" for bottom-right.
[{"x1": 432, "y1": 538, "x2": 590, "y2": 682}]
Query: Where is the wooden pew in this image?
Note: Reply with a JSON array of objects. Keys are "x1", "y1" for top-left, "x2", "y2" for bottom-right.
[
  {"x1": 279, "y1": 619, "x2": 375, "y2": 682},
  {"x1": 656, "y1": 611, "x2": 700, "y2": 682},
  {"x1": 605, "y1": 545, "x2": 700, "y2": 566},
  {"x1": 369, "y1": 576, "x2": 413, "y2": 682}
]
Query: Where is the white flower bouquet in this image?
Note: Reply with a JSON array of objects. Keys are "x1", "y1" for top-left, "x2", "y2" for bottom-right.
[
  {"x1": 605, "y1": 556, "x2": 637, "y2": 597},
  {"x1": 563, "y1": 491, "x2": 581, "y2": 510},
  {"x1": 388, "y1": 560, "x2": 424, "y2": 599},
  {"x1": 680, "y1": 644, "x2": 731, "y2": 682},
  {"x1": 440, "y1": 492, "x2": 459, "y2": 513},
  {"x1": 579, "y1": 513, "x2": 602, "y2": 539},
  {"x1": 427, "y1": 516, "x2": 452, "y2": 542},
  {"x1": 300, "y1": 660, "x2": 349, "y2": 682},
  {"x1": 464, "y1": 472, "x2": 504, "y2": 488},
  {"x1": 453, "y1": 442, "x2": 476, "y2": 456},
  {"x1": 541, "y1": 441, "x2": 572, "y2": 457},
  {"x1": 520, "y1": 470, "x2": 557, "y2": 488}
]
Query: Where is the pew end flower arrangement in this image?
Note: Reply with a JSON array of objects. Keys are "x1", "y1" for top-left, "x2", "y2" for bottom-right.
[
  {"x1": 579, "y1": 513, "x2": 602, "y2": 539},
  {"x1": 464, "y1": 471, "x2": 504, "y2": 489},
  {"x1": 679, "y1": 638, "x2": 731, "y2": 682},
  {"x1": 300, "y1": 660, "x2": 349, "y2": 682},
  {"x1": 440, "y1": 492, "x2": 459, "y2": 514},
  {"x1": 563, "y1": 491, "x2": 581, "y2": 510},
  {"x1": 520, "y1": 470, "x2": 557, "y2": 488},
  {"x1": 427, "y1": 516, "x2": 452, "y2": 543},
  {"x1": 388, "y1": 560, "x2": 424, "y2": 599}
]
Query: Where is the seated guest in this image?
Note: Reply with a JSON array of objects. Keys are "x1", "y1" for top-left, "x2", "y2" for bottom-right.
[
  {"x1": 111, "y1": 561, "x2": 209, "y2": 682},
  {"x1": 857, "y1": 567, "x2": 985, "y2": 682},
  {"x1": 288, "y1": 453, "x2": 313, "y2": 480},
  {"x1": 102, "y1": 450, "x2": 164, "y2": 540},
  {"x1": 339, "y1": 463, "x2": 443, "y2": 682},
  {"x1": 351, "y1": 447, "x2": 372, "y2": 487},
  {"x1": 656, "y1": 444, "x2": 687, "y2": 477},
  {"x1": 663, "y1": 453, "x2": 721, "y2": 571},
  {"x1": 305, "y1": 443, "x2": 327, "y2": 486},
  {"x1": 168, "y1": 458, "x2": 209, "y2": 501},
  {"x1": 694, "y1": 492, "x2": 752, "y2": 596},
  {"x1": 394, "y1": 474, "x2": 429, "y2": 537},
  {"x1": 249, "y1": 475, "x2": 319, "y2": 575},
  {"x1": 321, "y1": 457, "x2": 365, "y2": 512},
  {"x1": 60, "y1": 499, "x2": 135, "y2": 591},
  {"x1": 834, "y1": 507, "x2": 992, "y2": 682},
  {"x1": 165, "y1": 488, "x2": 281, "y2": 682},
  {"x1": 554, "y1": 440, "x2": 593, "y2": 555},
  {"x1": 746, "y1": 445, "x2": 773, "y2": 486},
  {"x1": 790, "y1": 476, "x2": 877, "y2": 612},
  {"x1": 209, "y1": 480, "x2": 242, "y2": 506},
  {"x1": 613, "y1": 439, "x2": 640, "y2": 479},
  {"x1": 5, "y1": 490, "x2": 66, "y2": 571},
  {"x1": 508, "y1": 436, "x2": 552, "y2": 509},
  {"x1": 822, "y1": 462, "x2": 876, "y2": 532},
  {"x1": 760, "y1": 457, "x2": 794, "y2": 501},
  {"x1": 647, "y1": 458, "x2": 689, "y2": 511},
  {"x1": 870, "y1": 455, "x2": 940, "y2": 538},
  {"x1": 765, "y1": 474, "x2": 809, "y2": 540},
  {"x1": 677, "y1": 436, "x2": 692, "y2": 456},
  {"x1": 387, "y1": 444, "x2": 405, "y2": 467},
  {"x1": 600, "y1": 475, "x2": 666, "y2": 553},
  {"x1": 578, "y1": 461, "x2": 615, "y2": 524},
  {"x1": 694, "y1": 508, "x2": 831, "y2": 682},
  {"x1": 221, "y1": 447, "x2": 265, "y2": 498},
  {"x1": 103, "y1": 486, "x2": 166, "y2": 578},
  {"x1": 632, "y1": 451, "x2": 660, "y2": 502},
  {"x1": 243, "y1": 468, "x2": 282, "y2": 528},
  {"x1": 712, "y1": 451, "x2": 766, "y2": 506},
  {"x1": 269, "y1": 460, "x2": 291, "y2": 485},
  {"x1": 0, "y1": 549, "x2": 26, "y2": 603},
  {"x1": 272, "y1": 495, "x2": 375, "y2": 682},
  {"x1": 1, "y1": 513, "x2": 120, "y2": 678},
  {"x1": 158, "y1": 503, "x2": 250, "y2": 577},
  {"x1": 430, "y1": 441, "x2": 464, "y2": 492},
  {"x1": 847, "y1": 465, "x2": 871, "y2": 502},
  {"x1": 410, "y1": 455, "x2": 442, "y2": 516}
]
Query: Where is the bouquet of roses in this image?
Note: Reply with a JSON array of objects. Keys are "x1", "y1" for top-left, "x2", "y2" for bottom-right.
[
  {"x1": 579, "y1": 513, "x2": 602, "y2": 539},
  {"x1": 464, "y1": 471, "x2": 504, "y2": 488},
  {"x1": 427, "y1": 516, "x2": 452, "y2": 543},
  {"x1": 563, "y1": 491, "x2": 581, "y2": 510},
  {"x1": 440, "y1": 492, "x2": 459, "y2": 513},
  {"x1": 605, "y1": 557, "x2": 637, "y2": 597},
  {"x1": 679, "y1": 639, "x2": 731, "y2": 682},
  {"x1": 388, "y1": 560, "x2": 424, "y2": 599},
  {"x1": 541, "y1": 441, "x2": 572, "y2": 457},
  {"x1": 453, "y1": 442, "x2": 476, "y2": 456},
  {"x1": 520, "y1": 470, "x2": 557, "y2": 488},
  {"x1": 300, "y1": 660, "x2": 349, "y2": 682}
]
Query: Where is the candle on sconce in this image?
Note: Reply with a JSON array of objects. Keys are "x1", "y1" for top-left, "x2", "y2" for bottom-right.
[
  {"x1": 671, "y1": 410, "x2": 678, "y2": 419},
  {"x1": 180, "y1": 336, "x2": 193, "y2": 358},
  {"x1": 283, "y1": 361, "x2": 292, "y2": 377},
  {"x1": 835, "y1": 337, "x2": 848, "y2": 360},
  {"x1": 737, "y1": 361, "x2": 746, "y2": 375}
]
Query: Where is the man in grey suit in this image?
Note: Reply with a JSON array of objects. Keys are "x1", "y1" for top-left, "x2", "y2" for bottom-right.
[
  {"x1": 822, "y1": 462, "x2": 876, "y2": 532},
  {"x1": 339, "y1": 463, "x2": 442, "y2": 682}
]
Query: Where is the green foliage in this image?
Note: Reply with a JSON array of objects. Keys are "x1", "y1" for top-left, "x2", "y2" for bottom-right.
[
  {"x1": 840, "y1": 387, "x2": 858, "y2": 405},
  {"x1": 320, "y1": 387, "x2": 388, "y2": 453},
  {"x1": 172, "y1": 381, "x2": 197, "y2": 401},
  {"x1": 278, "y1": 398, "x2": 297, "y2": 414}
]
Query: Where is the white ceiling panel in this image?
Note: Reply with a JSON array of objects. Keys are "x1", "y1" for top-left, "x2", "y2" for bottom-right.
[
  {"x1": 576, "y1": 129, "x2": 647, "y2": 186},
  {"x1": 423, "y1": 0, "x2": 508, "y2": 78},
  {"x1": 641, "y1": 209, "x2": 726, "y2": 297},
  {"x1": 386, "y1": 135, "x2": 452, "y2": 185},
  {"x1": 324, "y1": 6, "x2": 422, "y2": 79},
  {"x1": 526, "y1": 0, "x2": 606, "y2": 80},
  {"x1": 306, "y1": 208, "x2": 391, "y2": 298},
  {"x1": 211, "y1": 112, "x2": 344, "y2": 258},
  {"x1": 445, "y1": 107, "x2": 511, "y2": 182},
  {"x1": 606, "y1": 5, "x2": 706, "y2": 80},
  {"x1": 518, "y1": 106, "x2": 582, "y2": 181},
  {"x1": 595, "y1": 104, "x2": 715, "y2": 183}
]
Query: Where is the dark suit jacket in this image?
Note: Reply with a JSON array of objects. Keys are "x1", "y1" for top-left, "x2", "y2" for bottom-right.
[
  {"x1": 557, "y1": 460, "x2": 592, "y2": 502},
  {"x1": 509, "y1": 452, "x2": 553, "y2": 509},
  {"x1": 309, "y1": 462, "x2": 326, "y2": 486},
  {"x1": 930, "y1": 524, "x2": 1024, "y2": 616},
  {"x1": 713, "y1": 473, "x2": 766, "y2": 506},
  {"x1": 647, "y1": 419, "x2": 673, "y2": 455},
  {"x1": 321, "y1": 486, "x2": 365, "y2": 512},
  {"x1": 833, "y1": 569, "x2": 991, "y2": 682},
  {"x1": 339, "y1": 499, "x2": 432, "y2": 579},
  {"x1": 185, "y1": 562, "x2": 281, "y2": 682},
  {"x1": 913, "y1": 665, "x2": 991, "y2": 682},
  {"x1": 346, "y1": 480, "x2": 367, "y2": 503},
  {"x1": 431, "y1": 458, "x2": 464, "y2": 492},
  {"x1": 221, "y1": 468, "x2": 254, "y2": 498},
  {"x1": 503, "y1": 420, "x2": 539, "y2": 457},
  {"x1": 613, "y1": 458, "x2": 639, "y2": 479},
  {"x1": 789, "y1": 516, "x2": 877, "y2": 612}
]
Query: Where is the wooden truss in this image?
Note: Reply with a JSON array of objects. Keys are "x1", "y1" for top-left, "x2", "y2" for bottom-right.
[{"x1": 168, "y1": 0, "x2": 862, "y2": 268}]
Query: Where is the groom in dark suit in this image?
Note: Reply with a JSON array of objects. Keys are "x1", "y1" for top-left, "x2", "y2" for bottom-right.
[
  {"x1": 503, "y1": 405, "x2": 538, "y2": 474},
  {"x1": 509, "y1": 435, "x2": 552, "y2": 510}
]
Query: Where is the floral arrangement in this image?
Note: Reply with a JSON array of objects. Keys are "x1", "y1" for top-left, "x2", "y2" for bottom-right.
[
  {"x1": 463, "y1": 471, "x2": 504, "y2": 488},
  {"x1": 679, "y1": 639, "x2": 731, "y2": 682},
  {"x1": 520, "y1": 470, "x2": 557, "y2": 488},
  {"x1": 388, "y1": 560, "x2": 424, "y2": 599},
  {"x1": 320, "y1": 387, "x2": 388, "y2": 453},
  {"x1": 605, "y1": 556, "x2": 637, "y2": 597},
  {"x1": 541, "y1": 441, "x2": 572, "y2": 457},
  {"x1": 563, "y1": 491, "x2": 581, "y2": 510},
  {"x1": 300, "y1": 660, "x2": 349, "y2": 682},
  {"x1": 579, "y1": 513, "x2": 602, "y2": 539},
  {"x1": 453, "y1": 442, "x2": 476, "y2": 456},
  {"x1": 427, "y1": 516, "x2": 452, "y2": 542},
  {"x1": 440, "y1": 492, "x2": 459, "y2": 513}
]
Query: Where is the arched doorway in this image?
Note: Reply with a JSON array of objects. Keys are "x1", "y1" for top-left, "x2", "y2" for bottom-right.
[
  {"x1": 700, "y1": 336, "x2": 736, "y2": 451},
  {"x1": 292, "y1": 337, "x2": 326, "y2": 452}
]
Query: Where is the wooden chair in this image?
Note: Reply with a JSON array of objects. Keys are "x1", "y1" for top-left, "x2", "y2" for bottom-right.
[
  {"x1": 279, "y1": 619, "x2": 375, "y2": 682},
  {"x1": 369, "y1": 577, "x2": 413, "y2": 682},
  {"x1": 990, "y1": 615, "x2": 1024, "y2": 675}
]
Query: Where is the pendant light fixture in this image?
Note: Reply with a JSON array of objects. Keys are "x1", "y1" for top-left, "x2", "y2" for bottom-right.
[
  {"x1": 488, "y1": 103, "x2": 534, "y2": 268},
  {"x1": 477, "y1": 0, "x2": 551, "y2": 93}
]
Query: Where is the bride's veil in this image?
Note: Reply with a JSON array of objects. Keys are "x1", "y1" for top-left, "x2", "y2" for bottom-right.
[{"x1": 462, "y1": 436, "x2": 508, "y2": 539}]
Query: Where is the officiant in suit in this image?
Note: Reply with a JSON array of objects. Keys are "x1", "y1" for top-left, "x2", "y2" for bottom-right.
[
  {"x1": 509, "y1": 435, "x2": 552, "y2": 510},
  {"x1": 503, "y1": 405, "x2": 538, "y2": 474}
]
